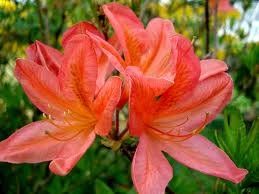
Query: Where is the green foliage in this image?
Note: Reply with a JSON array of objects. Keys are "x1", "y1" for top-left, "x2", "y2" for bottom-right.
[{"x1": 215, "y1": 106, "x2": 259, "y2": 193}]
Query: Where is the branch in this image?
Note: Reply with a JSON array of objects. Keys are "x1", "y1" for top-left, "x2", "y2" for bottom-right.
[
  {"x1": 205, "y1": 0, "x2": 210, "y2": 53},
  {"x1": 35, "y1": 0, "x2": 50, "y2": 43}
]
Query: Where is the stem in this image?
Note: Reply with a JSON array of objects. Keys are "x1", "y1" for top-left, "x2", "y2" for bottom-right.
[
  {"x1": 35, "y1": 0, "x2": 50, "y2": 43},
  {"x1": 114, "y1": 109, "x2": 120, "y2": 139},
  {"x1": 205, "y1": 0, "x2": 210, "y2": 53},
  {"x1": 213, "y1": 0, "x2": 219, "y2": 57},
  {"x1": 118, "y1": 124, "x2": 129, "y2": 140}
]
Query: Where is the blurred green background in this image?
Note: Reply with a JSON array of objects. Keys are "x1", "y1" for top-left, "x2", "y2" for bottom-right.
[{"x1": 0, "y1": 0, "x2": 258, "y2": 193}]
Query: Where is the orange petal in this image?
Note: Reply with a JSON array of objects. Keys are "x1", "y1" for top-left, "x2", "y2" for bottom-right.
[
  {"x1": 96, "y1": 51, "x2": 114, "y2": 93},
  {"x1": 153, "y1": 73, "x2": 233, "y2": 134},
  {"x1": 93, "y1": 76, "x2": 122, "y2": 136},
  {"x1": 108, "y1": 34, "x2": 123, "y2": 54},
  {"x1": 26, "y1": 40, "x2": 62, "y2": 75},
  {"x1": 87, "y1": 31, "x2": 126, "y2": 74},
  {"x1": 126, "y1": 67, "x2": 172, "y2": 136},
  {"x1": 61, "y1": 21, "x2": 104, "y2": 47},
  {"x1": 132, "y1": 133, "x2": 172, "y2": 194},
  {"x1": 103, "y1": 2, "x2": 148, "y2": 65},
  {"x1": 159, "y1": 35, "x2": 200, "y2": 104},
  {"x1": 200, "y1": 59, "x2": 228, "y2": 81},
  {"x1": 49, "y1": 132, "x2": 95, "y2": 176},
  {"x1": 116, "y1": 81, "x2": 130, "y2": 109},
  {"x1": 0, "y1": 121, "x2": 95, "y2": 176},
  {"x1": 142, "y1": 18, "x2": 175, "y2": 81},
  {"x1": 15, "y1": 59, "x2": 67, "y2": 118},
  {"x1": 161, "y1": 134, "x2": 248, "y2": 183},
  {"x1": 60, "y1": 35, "x2": 97, "y2": 106}
]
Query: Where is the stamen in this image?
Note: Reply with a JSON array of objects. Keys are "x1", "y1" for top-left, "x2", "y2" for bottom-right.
[
  {"x1": 148, "y1": 112, "x2": 210, "y2": 142},
  {"x1": 45, "y1": 128, "x2": 85, "y2": 142},
  {"x1": 164, "y1": 116, "x2": 189, "y2": 133},
  {"x1": 192, "y1": 112, "x2": 209, "y2": 135},
  {"x1": 42, "y1": 113, "x2": 47, "y2": 119}
]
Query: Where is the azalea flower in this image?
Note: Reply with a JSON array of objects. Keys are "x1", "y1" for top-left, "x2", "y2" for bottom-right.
[
  {"x1": 0, "y1": 2, "x2": 248, "y2": 194},
  {"x1": 0, "y1": 34, "x2": 122, "y2": 175},
  {"x1": 76, "y1": 3, "x2": 177, "y2": 108},
  {"x1": 85, "y1": 3, "x2": 247, "y2": 193},
  {"x1": 126, "y1": 38, "x2": 248, "y2": 193}
]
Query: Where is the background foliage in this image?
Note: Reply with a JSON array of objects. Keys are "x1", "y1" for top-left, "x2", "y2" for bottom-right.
[{"x1": 0, "y1": 0, "x2": 258, "y2": 193}]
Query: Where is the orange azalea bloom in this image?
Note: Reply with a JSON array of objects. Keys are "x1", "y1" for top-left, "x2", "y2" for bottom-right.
[
  {"x1": 126, "y1": 35, "x2": 248, "y2": 194},
  {"x1": 0, "y1": 34, "x2": 122, "y2": 175},
  {"x1": 83, "y1": 3, "x2": 176, "y2": 107},
  {"x1": 76, "y1": 4, "x2": 247, "y2": 192}
]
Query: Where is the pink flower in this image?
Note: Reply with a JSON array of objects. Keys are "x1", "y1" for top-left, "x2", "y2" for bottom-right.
[
  {"x1": 0, "y1": 34, "x2": 122, "y2": 176},
  {"x1": 76, "y1": 3, "x2": 247, "y2": 193},
  {"x1": 126, "y1": 39, "x2": 248, "y2": 194}
]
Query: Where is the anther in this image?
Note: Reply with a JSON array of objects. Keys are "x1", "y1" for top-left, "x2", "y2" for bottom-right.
[
  {"x1": 164, "y1": 116, "x2": 189, "y2": 134},
  {"x1": 42, "y1": 113, "x2": 47, "y2": 118}
]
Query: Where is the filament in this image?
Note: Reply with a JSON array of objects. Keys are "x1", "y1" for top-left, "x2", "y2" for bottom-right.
[
  {"x1": 45, "y1": 128, "x2": 85, "y2": 142},
  {"x1": 148, "y1": 112, "x2": 210, "y2": 142}
]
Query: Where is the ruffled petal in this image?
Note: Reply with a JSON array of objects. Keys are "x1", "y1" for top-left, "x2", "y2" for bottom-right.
[
  {"x1": 103, "y1": 2, "x2": 148, "y2": 65},
  {"x1": 87, "y1": 31, "x2": 126, "y2": 74},
  {"x1": 158, "y1": 35, "x2": 200, "y2": 104},
  {"x1": 60, "y1": 34, "x2": 97, "y2": 106},
  {"x1": 200, "y1": 59, "x2": 228, "y2": 81},
  {"x1": 0, "y1": 121, "x2": 95, "y2": 176},
  {"x1": 26, "y1": 40, "x2": 62, "y2": 75},
  {"x1": 127, "y1": 67, "x2": 172, "y2": 136},
  {"x1": 93, "y1": 76, "x2": 122, "y2": 136},
  {"x1": 15, "y1": 59, "x2": 66, "y2": 118},
  {"x1": 152, "y1": 73, "x2": 233, "y2": 134},
  {"x1": 49, "y1": 132, "x2": 95, "y2": 176},
  {"x1": 142, "y1": 18, "x2": 175, "y2": 80},
  {"x1": 61, "y1": 21, "x2": 113, "y2": 92},
  {"x1": 108, "y1": 34, "x2": 122, "y2": 54},
  {"x1": 61, "y1": 21, "x2": 104, "y2": 47},
  {"x1": 95, "y1": 53, "x2": 112, "y2": 92},
  {"x1": 132, "y1": 133, "x2": 173, "y2": 194},
  {"x1": 161, "y1": 134, "x2": 248, "y2": 183}
]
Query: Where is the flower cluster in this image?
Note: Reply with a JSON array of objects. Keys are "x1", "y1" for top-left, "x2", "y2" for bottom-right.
[{"x1": 0, "y1": 2, "x2": 247, "y2": 194}]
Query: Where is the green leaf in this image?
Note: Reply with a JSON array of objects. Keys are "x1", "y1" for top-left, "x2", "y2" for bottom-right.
[
  {"x1": 95, "y1": 179, "x2": 114, "y2": 194},
  {"x1": 243, "y1": 117, "x2": 259, "y2": 155},
  {"x1": 221, "y1": 106, "x2": 247, "y2": 161}
]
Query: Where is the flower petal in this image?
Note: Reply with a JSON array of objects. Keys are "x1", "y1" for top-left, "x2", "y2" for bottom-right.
[
  {"x1": 200, "y1": 59, "x2": 228, "y2": 81},
  {"x1": 60, "y1": 35, "x2": 97, "y2": 106},
  {"x1": 158, "y1": 35, "x2": 200, "y2": 104},
  {"x1": 127, "y1": 67, "x2": 172, "y2": 136},
  {"x1": 132, "y1": 133, "x2": 173, "y2": 194},
  {"x1": 103, "y1": 2, "x2": 148, "y2": 65},
  {"x1": 61, "y1": 21, "x2": 104, "y2": 47},
  {"x1": 152, "y1": 73, "x2": 233, "y2": 134},
  {"x1": 15, "y1": 59, "x2": 66, "y2": 118},
  {"x1": 61, "y1": 21, "x2": 114, "y2": 92},
  {"x1": 95, "y1": 53, "x2": 114, "y2": 92},
  {"x1": 161, "y1": 134, "x2": 248, "y2": 183},
  {"x1": 0, "y1": 121, "x2": 95, "y2": 176},
  {"x1": 49, "y1": 132, "x2": 95, "y2": 176},
  {"x1": 143, "y1": 18, "x2": 175, "y2": 80},
  {"x1": 26, "y1": 40, "x2": 62, "y2": 75},
  {"x1": 93, "y1": 76, "x2": 122, "y2": 136},
  {"x1": 87, "y1": 31, "x2": 126, "y2": 74}
]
